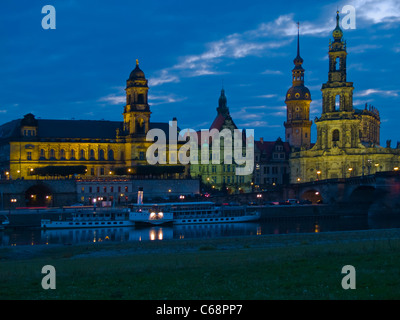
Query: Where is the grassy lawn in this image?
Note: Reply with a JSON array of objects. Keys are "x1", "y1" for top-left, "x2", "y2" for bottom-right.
[{"x1": 0, "y1": 231, "x2": 400, "y2": 299}]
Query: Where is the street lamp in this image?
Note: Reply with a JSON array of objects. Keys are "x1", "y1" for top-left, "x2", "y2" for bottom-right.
[
  {"x1": 316, "y1": 170, "x2": 321, "y2": 181},
  {"x1": 348, "y1": 167, "x2": 353, "y2": 177}
]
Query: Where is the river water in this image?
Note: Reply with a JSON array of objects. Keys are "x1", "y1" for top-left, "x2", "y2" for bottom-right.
[{"x1": 2, "y1": 214, "x2": 400, "y2": 246}]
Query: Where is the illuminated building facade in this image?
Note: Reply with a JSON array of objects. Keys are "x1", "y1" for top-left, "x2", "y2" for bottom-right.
[
  {"x1": 0, "y1": 61, "x2": 186, "y2": 181},
  {"x1": 289, "y1": 13, "x2": 400, "y2": 183},
  {"x1": 189, "y1": 89, "x2": 253, "y2": 193}
]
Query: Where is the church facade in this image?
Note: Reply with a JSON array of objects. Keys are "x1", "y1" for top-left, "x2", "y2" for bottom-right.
[
  {"x1": 288, "y1": 13, "x2": 400, "y2": 183},
  {"x1": 0, "y1": 61, "x2": 186, "y2": 181}
]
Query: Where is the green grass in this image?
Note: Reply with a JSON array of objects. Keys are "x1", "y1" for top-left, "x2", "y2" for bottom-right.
[{"x1": 1, "y1": 232, "x2": 400, "y2": 299}]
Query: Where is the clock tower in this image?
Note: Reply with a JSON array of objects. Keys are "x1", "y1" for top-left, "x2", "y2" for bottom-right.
[{"x1": 284, "y1": 23, "x2": 312, "y2": 149}]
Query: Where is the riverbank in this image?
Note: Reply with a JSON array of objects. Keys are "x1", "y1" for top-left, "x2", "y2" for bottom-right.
[{"x1": 1, "y1": 228, "x2": 400, "y2": 299}]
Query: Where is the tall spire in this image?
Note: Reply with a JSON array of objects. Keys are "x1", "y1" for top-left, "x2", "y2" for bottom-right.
[
  {"x1": 217, "y1": 88, "x2": 229, "y2": 116},
  {"x1": 284, "y1": 21, "x2": 312, "y2": 149},
  {"x1": 297, "y1": 22, "x2": 300, "y2": 58},
  {"x1": 293, "y1": 22, "x2": 303, "y2": 66}
]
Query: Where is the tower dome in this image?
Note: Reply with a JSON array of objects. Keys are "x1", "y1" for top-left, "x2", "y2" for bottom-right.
[
  {"x1": 332, "y1": 11, "x2": 343, "y2": 40},
  {"x1": 129, "y1": 59, "x2": 145, "y2": 81}
]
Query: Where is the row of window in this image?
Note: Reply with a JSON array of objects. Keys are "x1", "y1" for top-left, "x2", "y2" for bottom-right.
[
  {"x1": 80, "y1": 186, "x2": 130, "y2": 193},
  {"x1": 206, "y1": 175, "x2": 246, "y2": 184},
  {"x1": 32, "y1": 149, "x2": 116, "y2": 161},
  {"x1": 197, "y1": 164, "x2": 237, "y2": 173}
]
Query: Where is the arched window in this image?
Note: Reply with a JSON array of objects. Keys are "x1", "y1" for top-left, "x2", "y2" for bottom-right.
[
  {"x1": 70, "y1": 149, "x2": 76, "y2": 160},
  {"x1": 60, "y1": 149, "x2": 66, "y2": 160},
  {"x1": 108, "y1": 149, "x2": 114, "y2": 161},
  {"x1": 89, "y1": 149, "x2": 95, "y2": 160},
  {"x1": 335, "y1": 57, "x2": 340, "y2": 71},
  {"x1": 49, "y1": 149, "x2": 56, "y2": 160},
  {"x1": 80, "y1": 149, "x2": 85, "y2": 160},
  {"x1": 40, "y1": 149, "x2": 46, "y2": 160},
  {"x1": 332, "y1": 129, "x2": 340, "y2": 142},
  {"x1": 137, "y1": 94, "x2": 145, "y2": 104},
  {"x1": 99, "y1": 149, "x2": 105, "y2": 161},
  {"x1": 335, "y1": 95, "x2": 340, "y2": 111},
  {"x1": 136, "y1": 118, "x2": 145, "y2": 134}
]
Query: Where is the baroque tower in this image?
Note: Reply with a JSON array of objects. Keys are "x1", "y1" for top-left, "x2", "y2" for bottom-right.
[
  {"x1": 123, "y1": 59, "x2": 151, "y2": 137},
  {"x1": 284, "y1": 23, "x2": 312, "y2": 149},
  {"x1": 314, "y1": 11, "x2": 360, "y2": 150}
]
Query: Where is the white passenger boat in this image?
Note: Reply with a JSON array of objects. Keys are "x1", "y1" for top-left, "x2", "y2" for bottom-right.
[
  {"x1": 41, "y1": 210, "x2": 135, "y2": 229},
  {"x1": 129, "y1": 201, "x2": 260, "y2": 225},
  {"x1": 129, "y1": 204, "x2": 174, "y2": 225},
  {"x1": 171, "y1": 202, "x2": 260, "y2": 225},
  {"x1": 128, "y1": 188, "x2": 174, "y2": 225}
]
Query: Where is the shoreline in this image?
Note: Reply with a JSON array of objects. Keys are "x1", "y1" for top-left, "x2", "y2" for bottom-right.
[{"x1": 2, "y1": 227, "x2": 400, "y2": 261}]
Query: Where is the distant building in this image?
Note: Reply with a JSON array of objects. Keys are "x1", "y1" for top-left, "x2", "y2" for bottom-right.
[
  {"x1": 254, "y1": 137, "x2": 291, "y2": 188},
  {"x1": 190, "y1": 89, "x2": 252, "y2": 193}
]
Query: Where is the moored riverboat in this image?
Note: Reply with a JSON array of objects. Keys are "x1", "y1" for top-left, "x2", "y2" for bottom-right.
[{"x1": 41, "y1": 210, "x2": 134, "y2": 229}]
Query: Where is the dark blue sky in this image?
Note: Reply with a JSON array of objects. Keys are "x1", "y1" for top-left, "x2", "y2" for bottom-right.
[{"x1": 1, "y1": 0, "x2": 399, "y2": 145}]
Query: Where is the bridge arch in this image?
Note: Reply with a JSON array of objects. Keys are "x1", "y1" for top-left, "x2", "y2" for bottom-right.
[
  {"x1": 300, "y1": 188, "x2": 324, "y2": 204},
  {"x1": 348, "y1": 185, "x2": 376, "y2": 204},
  {"x1": 25, "y1": 184, "x2": 53, "y2": 207}
]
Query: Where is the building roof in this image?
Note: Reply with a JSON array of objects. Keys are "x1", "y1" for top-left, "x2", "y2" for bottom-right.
[
  {"x1": 37, "y1": 119, "x2": 123, "y2": 139},
  {"x1": 255, "y1": 138, "x2": 291, "y2": 159},
  {"x1": 0, "y1": 116, "x2": 174, "y2": 142}
]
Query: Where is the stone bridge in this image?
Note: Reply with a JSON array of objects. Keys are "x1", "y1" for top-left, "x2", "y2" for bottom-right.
[
  {"x1": 0, "y1": 179, "x2": 77, "y2": 209},
  {"x1": 291, "y1": 171, "x2": 400, "y2": 215}
]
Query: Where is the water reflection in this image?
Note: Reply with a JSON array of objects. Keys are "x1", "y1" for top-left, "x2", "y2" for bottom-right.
[{"x1": 2, "y1": 215, "x2": 400, "y2": 246}]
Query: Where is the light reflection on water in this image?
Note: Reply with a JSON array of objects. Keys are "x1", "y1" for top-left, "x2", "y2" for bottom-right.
[{"x1": 2, "y1": 215, "x2": 400, "y2": 246}]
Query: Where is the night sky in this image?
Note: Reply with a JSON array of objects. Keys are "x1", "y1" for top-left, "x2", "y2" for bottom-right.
[{"x1": 1, "y1": 0, "x2": 399, "y2": 145}]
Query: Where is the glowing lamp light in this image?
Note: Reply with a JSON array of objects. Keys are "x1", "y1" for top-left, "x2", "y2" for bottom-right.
[{"x1": 394, "y1": 167, "x2": 399, "y2": 171}]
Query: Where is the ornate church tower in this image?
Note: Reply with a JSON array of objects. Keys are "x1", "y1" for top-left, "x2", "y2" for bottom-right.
[
  {"x1": 123, "y1": 60, "x2": 151, "y2": 137},
  {"x1": 314, "y1": 12, "x2": 360, "y2": 150},
  {"x1": 284, "y1": 23, "x2": 312, "y2": 149},
  {"x1": 321, "y1": 11, "x2": 354, "y2": 115}
]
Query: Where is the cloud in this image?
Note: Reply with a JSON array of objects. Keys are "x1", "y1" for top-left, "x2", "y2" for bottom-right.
[
  {"x1": 98, "y1": 94, "x2": 125, "y2": 105},
  {"x1": 261, "y1": 70, "x2": 283, "y2": 75},
  {"x1": 257, "y1": 94, "x2": 278, "y2": 98},
  {"x1": 356, "y1": 89, "x2": 399, "y2": 97},
  {"x1": 351, "y1": 0, "x2": 400, "y2": 24},
  {"x1": 148, "y1": 94, "x2": 187, "y2": 106},
  {"x1": 237, "y1": 120, "x2": 274, "y2": 128},
  {"x1": 255, "y1": 14, "x2": 333, "y2": 37},
  {"x1": 348, "y1": 44, "x2": 382, "y2": 54},
  {"x1": 150, "y1": 14, "x2": 303, "y2": 86},
  {"x1": 149, "y1": 70, "x2": 180, "y2": 87}
]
